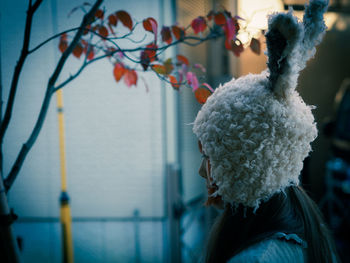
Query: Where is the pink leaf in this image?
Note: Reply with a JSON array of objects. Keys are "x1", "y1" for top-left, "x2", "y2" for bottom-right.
[
  {"x1": 186, "y1": 72, "x2": 199, "y2": 91},
  {"x1": 194, "y1": 63, "x2": 206, "y2": 73},
  {"x1": 201, "y1": 82, "x2": 214, "y2": 92},
  {"x1": 224, "y1": 17, "x2": 236, "y2": 42},
  {"x1": 143, "y1": 17, "x2": 158, "y2": 42},
  {"x1": 124, "y1": 69, "x2": 137, "y2": 87},
  {"x1": 191, "y1": 16, "x2": 207, "y2": 34}
]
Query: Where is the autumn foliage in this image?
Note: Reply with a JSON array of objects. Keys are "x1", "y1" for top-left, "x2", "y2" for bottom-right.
[{"x1": 59, "y1": 4, "x2": 262, "y2": 104}]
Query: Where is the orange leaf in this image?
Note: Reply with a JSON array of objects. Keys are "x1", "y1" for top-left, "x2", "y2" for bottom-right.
[
  {"x1": 250, "y1": 38, "x2": 261, "y2": 55},
  {"x1": 171, "y1": 26, "x2": 183, "y2": 40},
  {"x1": 169, "y1": 75, "x2": 180, "y2": 89},
  {"x1": 108, "y1": 14, "x2": 118, "y2": 26},
  {"x1": 194, "y1": 88, "x2": 212, "y2": 104},
  {"x1": 60, "y1": 33, "x2": 67, "y2": 41},
  {"x1": 59, "y1": 40, "x2": 68, "y2": 53},
  {"x1": 124, "y1": 69, "x2": 137, "y2": 87},
  {"x1": 95, "y1": 9, "x2": 104, "y2": 19},
  {"x1": 152, "y1": 64, "x2": 167, "y2": 75},
  {"x1": 113, "y1": 63, "x2": 125, "y2": 82},
  {"x1": 191, "y1": 16, "x2": 207, "y2": 34},
  {"x1": 72, "y1": 43, "x2": 83, "y2": 58},
  {"x1": 177, "y1": 54, "x2": 189, "y2": 65},
  {"x1": 86, "y1": 46, "x2": 94, "y2": 60},
  {"x1": 161, "y1": 26, "x2": 172, "y2": 44},
  {"x1": 98, "y1": 26, "x2": 109, "y2": 38},
  {"x1": 214, "y1": 13, "x2": 226, "y2": 25},
  {"x1": 116, "y1": 10, "x2": 133, "y2": 30}
]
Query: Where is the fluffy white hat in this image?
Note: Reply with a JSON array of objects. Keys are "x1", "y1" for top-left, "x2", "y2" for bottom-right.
[{"x1": 193, "y1": 0, "x2": 328, "y2": 209}]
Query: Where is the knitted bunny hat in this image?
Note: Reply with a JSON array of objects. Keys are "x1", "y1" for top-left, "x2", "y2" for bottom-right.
[{"x1": 193, "y1": 0, "x2": 328, "y2": 209}]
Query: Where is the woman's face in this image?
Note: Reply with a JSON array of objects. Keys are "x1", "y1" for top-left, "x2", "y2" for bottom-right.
[{"x1": 198, "y1": 141, "x2": 223, "y2": 208}]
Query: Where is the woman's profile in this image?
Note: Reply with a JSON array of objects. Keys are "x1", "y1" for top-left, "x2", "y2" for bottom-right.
[{"x1": 193, "y1": 0, "x2": 340, "y2": 262}]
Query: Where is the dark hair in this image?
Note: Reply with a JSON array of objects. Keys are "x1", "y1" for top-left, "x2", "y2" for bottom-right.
[{"x1": 205, "y1": 185, "x2": 339, "y2": 263}]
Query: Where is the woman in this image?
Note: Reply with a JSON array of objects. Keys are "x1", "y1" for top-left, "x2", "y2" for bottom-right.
[{"x1": 193, "y1": 0, "x2": 339, "y2": 262}]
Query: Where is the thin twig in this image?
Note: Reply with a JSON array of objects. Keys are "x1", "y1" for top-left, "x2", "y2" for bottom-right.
[
  {"x1": 53, "y1": 30, "x2": 223, "y2": 93},
  {"x1": 0, "y1": 0, "x2": 44, "y2": 149},
  {"x1": 4, "y1": 0, "x2": 103, "y2": 192}
]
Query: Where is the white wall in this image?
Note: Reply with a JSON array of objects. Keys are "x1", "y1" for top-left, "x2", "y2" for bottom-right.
[{"x1": 1, "y1": 0, "x2": 167, "y2": 261}]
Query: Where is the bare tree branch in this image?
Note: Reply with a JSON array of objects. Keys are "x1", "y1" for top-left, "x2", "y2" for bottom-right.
[
  {"x1": 28, "y1": 27, "x2": 81, "y2": 54},
  {"x1": 0, "y1": 0, "x2": 43, "y2": 149},
  {"x1": 4, "y1": 0, "x2": 104, "y2": 192}
]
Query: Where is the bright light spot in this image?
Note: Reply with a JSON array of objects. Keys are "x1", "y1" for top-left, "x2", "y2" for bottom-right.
[
  {"x1": 335, "y1": 18, "x2": 347, "y2": 31},
  {"x1": 236, "y1": 31, "x2": 250, "y2": 46},
  {"x1": 238, "y1": 0, "x2": 284, "y2": 30},
  {"x1": 324, "y1": 12, "x2": 339, "y2": 29}
]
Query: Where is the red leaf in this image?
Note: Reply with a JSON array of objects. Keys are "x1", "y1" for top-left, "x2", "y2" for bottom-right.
[
  {"x1": 113, "y1": 63, "x2": 125, "y2": 82},
  {"x1": 224, "y1": 18, "x2": 236, "y2": 42},
  {"x1": 191, "y1": 16, "x2": 207, "y2": 34},
  {"x1": 86, "y1": 46, "x2": 94, "y2": 60},
  {"x1": 83, "y1": 25, "x2": 91, "y2": 35},
  {"x1": 98, "y1": 26, "x2": 109, "y2": 38},
  {"x1": 124, "y1": 69, "x2": 137, "y2": 87},
  {"x1": 59, "y1": 40, "x2": 68, "y2": 53},
  {"x1": 169, "y1": 75, "x2": 180, "y2": 89},
  {"x1": 161, "y1": 26, "x2": 172, "y2": 44},
  {"x1": 95, "y1": 9, "x2": 104, "y2": 19},
  {"x1": 171, "y1": 26, "x2": 183, "y2": 40},
  {"x1": 250, "y1": 38, "x2": 261, "y2": 55},
  {"x1": 214, "y1": 13, "x2": 226, "y2": 25},
  {"x1": 143, "y1": 17, "x2": 158, "y2": 42},
  {"x1": 151, "y1": 64, "x2": 167, "y2": 75},
  {"x1": 143, "y1": 17, "x2": 158, "y2": 33},
  {"x1": 225, "y1": 39, "x2": 231, "y2": 50},
  {"x1": 145, "y1": 43, "x2": 158, "y2": 62},
  {"x1": 72, "y1": 43, "x2": 83, "y2": 58},
  {"x1": 108, "y1": 14, "x2": 118, "y2": 26},
  {"x1": 140, "y1": 51, "x2": 150, "y2": 71},
  {"x1": 177, "y1": 54, "x2": 189, "y2": 66},
  {"x1": 116, "y1": 10, "x2": 133, "y2": 30},
  {"x1": 232, "y1": 40, "x2": 244, "y2": 57},
  {"x1": 194, "y1": 88, "x2": 212, "y2": 104}
]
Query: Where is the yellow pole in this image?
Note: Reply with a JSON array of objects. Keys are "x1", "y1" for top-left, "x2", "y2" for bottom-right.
[{"x1": 56, "y1": 89, "x2": 74, "y2": 263}]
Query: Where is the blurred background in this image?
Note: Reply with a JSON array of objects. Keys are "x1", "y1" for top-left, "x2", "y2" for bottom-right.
[{"x1": 1, "y1": 0, "x2": 349, "y2": 262}]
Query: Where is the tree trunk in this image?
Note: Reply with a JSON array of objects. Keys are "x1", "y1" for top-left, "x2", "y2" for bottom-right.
[{"x1": 0, "y1": 175, "x2": 21, "y2": 263}]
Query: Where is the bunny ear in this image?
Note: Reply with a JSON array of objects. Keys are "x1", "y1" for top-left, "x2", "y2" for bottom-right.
[
  {"x1": 265, "y1": 10, "x2": 303, "y2": 97},
  {"x1": 265, "y1": 0, "x2": 328, "y2": 98},
  {"x1": 301, "y1": 0, "x2": 328, "y2": 63}
]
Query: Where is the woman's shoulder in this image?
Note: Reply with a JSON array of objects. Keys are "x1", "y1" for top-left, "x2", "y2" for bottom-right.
[{"x1": 227, "y1": 233, "x2": 307, "y2": 263}]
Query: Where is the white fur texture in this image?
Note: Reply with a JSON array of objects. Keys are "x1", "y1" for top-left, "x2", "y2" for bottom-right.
[
  {"x1": 193, "y1": 0, "x2": 327, "y2": 209},
  {"x1": 193, "y1": 72, "x2": 317, "y2": 208}
]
